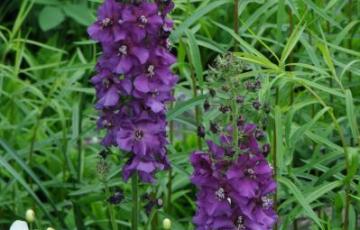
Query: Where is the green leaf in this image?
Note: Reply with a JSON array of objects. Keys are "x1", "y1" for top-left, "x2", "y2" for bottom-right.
[
  {"x1": 167, "y1": 95, "x2": 206, "y2": 121},
  {"x1": 278, "y1": 177, "x2": 323, "y2": 228},
  {"x1": 280, "y1": 25, "x2": 305, "y2": 64},
  {"x1": 0, "y1": 154, "x2": 56, "y2": 224},
  {"x1": 170, "y1": 0, "x2": 230, "y2": 41},
  {"x1": 185, "y1": 30, "x2": 203, "y2": 88},
  {"x1": 345, "y1": 90, "x2": 359, "y2": 145},
  {"x1": 38, "y1": 6, "x2": 65, "y2": 31},
  {"x1": 63, "y1": 4, "x2": 93, "y2": 26}
]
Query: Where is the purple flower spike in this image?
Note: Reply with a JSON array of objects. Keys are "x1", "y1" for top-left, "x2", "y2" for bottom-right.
[
  {"x1": 190, "y1": 122, "x2": 277, "y2": 229},
  {"x1": 89, "y1": 0, "x2": 177, "y2": 183}
]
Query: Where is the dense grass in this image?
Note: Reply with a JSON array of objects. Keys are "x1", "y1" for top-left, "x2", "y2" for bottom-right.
[{"x1": 0, "y1": 0, "x2": 359, "y2": 229}]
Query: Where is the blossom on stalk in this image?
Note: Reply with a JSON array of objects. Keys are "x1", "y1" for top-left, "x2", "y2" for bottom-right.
[
  {"x1": 190, "y1": 124, "x2": 277, "y2": 229},
  {"x1": 88, "y1": 0, "x2": 176, "y2": 182}
]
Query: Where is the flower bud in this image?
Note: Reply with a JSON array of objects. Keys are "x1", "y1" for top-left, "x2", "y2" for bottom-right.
[
  {"x1": 25, "y1": 209, "x2": 35, "y2": 223},
  {"x1": 210, "y1": 122, "x2": 219, "y2": 134},
  {"x1": 236, "y1": 95, "x2": 244, "y2": 104},
  {"x1": 163, "y1": 218, "x2": 171, "y2": 229},
  {"x1": 10, "y1": 220, "x2": 28, "y2": 230},
  {"x1": 252, "y1": 100, "x2": 261, "y2": 110},
  {"x1": 203, "y1": 100, "x2": 210, "y2": 111},
  {"x1": 209, "y1": 88, "x2": 216, "y2": 97},
  {"x1": 47, "y1": 228, "x2": 55, "y2": 230},
  {"x1": 197, "y1": 125, "x2": 205, "y2": 138}
]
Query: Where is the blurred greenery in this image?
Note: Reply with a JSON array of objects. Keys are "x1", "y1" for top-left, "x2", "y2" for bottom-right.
[{"x1": 0, "y1": 0, "x2": 359, "y2": 229}]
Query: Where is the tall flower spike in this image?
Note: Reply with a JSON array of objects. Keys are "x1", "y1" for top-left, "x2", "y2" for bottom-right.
[
  {"x1": 190, "y1": 123, "x2": 277, "y2": 229},
  {"x1": 88, "y1": 0, "x2": 177, "y2": 183}
]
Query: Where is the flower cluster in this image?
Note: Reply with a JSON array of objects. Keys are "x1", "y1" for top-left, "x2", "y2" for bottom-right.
[
  {"x1": 190, "y1": 124, "x2": 277, "y2": 229},
  {"x1": 88, "y1": 0, "x2": 177, "y2": 183}
]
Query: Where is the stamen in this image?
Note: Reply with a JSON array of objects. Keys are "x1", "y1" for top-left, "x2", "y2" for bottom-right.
[
  {"x1": 236, "y1": 216, "x2": 246, "y2": 230},
  {"x1": 147, "y1": 65, "x2": 155, "y2": 76},
  {"x1": 101, "y1": 18, "x2": 112, "y2": 27},
  {"x1": 215, "y1": 187, "x2": 225, "y2": 200},
  {"x1": 261, "y1": 196, "x2": 273, "y2": 209},
  {"x1": 118, "y1": 45, "x2": 128, "y2": 55},
  {"x1": 246, "y1": 168, "x2": 256, "y2": 179},
  {"x1": 139, "y1": 15, "x2": 148, "y2": 24}
]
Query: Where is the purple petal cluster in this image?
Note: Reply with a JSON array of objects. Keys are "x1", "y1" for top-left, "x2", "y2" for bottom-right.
[
  {"x1": 190, "y1": 123, "x2": 277, "y2": 230},
  {"x1": 88, "y1": 0, "x2": 177, "y2": 183}
]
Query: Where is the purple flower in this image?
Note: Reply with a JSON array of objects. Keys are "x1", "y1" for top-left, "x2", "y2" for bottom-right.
[
  {"x1": 103, "y1": 40, "x2": 149, "y2": 74},
  {"x1": 119, "y1": 2, "x2": 163, "y2": 42},
  {"x1": 116, "y1": 116, "x2": 165, "y2": 156},
  {"x1": 87, "y1": 0, "x2": 123, "y2": 42}
]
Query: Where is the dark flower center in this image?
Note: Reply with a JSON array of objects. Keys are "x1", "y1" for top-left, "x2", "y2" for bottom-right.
[
  {"x1": 134, "y1": 129, "x2": 144, "y2": 141},
  {"x1": 118, "y1": 45, "x2": 128, "y2": 56},
  {"x1": 103, "y1": 79, "x2": 110, "y2": 88},
  {"x1": 139, "y1": 15, "x2": 148, "y2": 24},
  {"x1": 101, "y1": 18, "x2": 113, "y2": 28},
  {"x1": 152, "y1": 89, "x2": 159, "y2": 97},
  {"x1": 245, "y1": 168, "x2": 256, "y2": 179}
]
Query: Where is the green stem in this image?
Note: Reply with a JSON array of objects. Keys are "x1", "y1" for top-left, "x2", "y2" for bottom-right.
[
  {"x1": 347, "y1": 0, "x2": 353, "y2": 83},
  {"x1": 233, "y1": 0, "x2": 239, "y2": 35},
  {"x1": 166, "y1": 92, "x2": 175, "y2": 213},
  {"x1": 190, "y1": 70, "x2": 202, "y2": 149},
  {"x1": 132, "y1": 173, "x2": 139, "y2": 230},
  {"x1": 273, "y1": 87, "x2": 279, "y2": 230}
]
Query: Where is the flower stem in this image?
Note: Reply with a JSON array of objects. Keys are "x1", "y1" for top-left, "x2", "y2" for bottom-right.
[
  {"x1": 272, "y1": 87, "x2": 279, "y2": 230},
  {"x1": 132, "y1": 173, "x2": 139, "y2": 230}
]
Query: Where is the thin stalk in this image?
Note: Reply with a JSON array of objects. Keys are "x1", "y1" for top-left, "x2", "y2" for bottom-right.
[
  {"x1": 287, "y1": 6, "x2": 298, "y2": 229},
  {"x1": 132, "y1": 173, "x2": 139, "y2": 230},
  {"x1": 232, "y1": 0, "x2": 239, "y2": 152},
  {"x1": 347, "y1": 0, "x2": 353, "y2": 82},
  {"x1": 273, "y1": 87, "x2": 279, "y2": 230},
  {"x1": 234, "y1": 0, "x2": 239, "y2": 35},
  {"x1": 190, "y1": 70, "x2": 202, "y2": 149},
  {"x1": 287, "y1": 5, "x2": 294, "y2": 105},
  {"x1": 166, "y1": 91, "x2": 175, "y2": 213}
]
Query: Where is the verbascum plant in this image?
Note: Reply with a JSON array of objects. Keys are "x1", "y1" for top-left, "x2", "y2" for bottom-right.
[
  {"x1": 190, "y1": 54, "x2": 277, "y2": 229},
  {"x1": 88, "y1": 0, "x2": 177, "y2": 183}
]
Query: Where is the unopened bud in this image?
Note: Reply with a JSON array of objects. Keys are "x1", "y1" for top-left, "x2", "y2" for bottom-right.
[
  {"x1": 47, "y1": 228, "x2": 56, "y2": 230},
  {"x1": 25, "y1": 209, "x2": 35, "y2": 223},
  {"x1": 163, "y1": 218, "x2": 171, "y2": 229}
]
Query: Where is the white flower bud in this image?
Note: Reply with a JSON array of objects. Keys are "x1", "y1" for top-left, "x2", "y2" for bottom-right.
[
  {"x1": 25, "y1": 209, "x2": 35, "y2": 223},
  {"x1": 47, "y1": 227, "x2": 56, "y2": 230},
  {"x1": 10, "y1": 220, "x2": 29, "y2": 230},
  {"x1": 163, "y1": 218, "x2": 171, "y2": 229}
]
